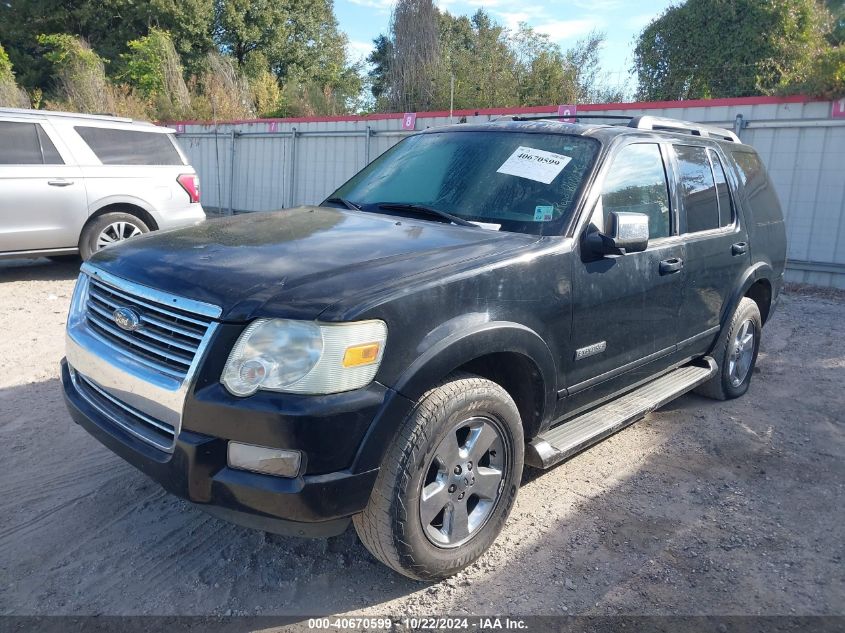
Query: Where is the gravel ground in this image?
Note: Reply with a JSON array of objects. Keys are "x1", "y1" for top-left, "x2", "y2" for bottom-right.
[{"x1": 0, "y1": 258, "x2": 843, "y2": 618}]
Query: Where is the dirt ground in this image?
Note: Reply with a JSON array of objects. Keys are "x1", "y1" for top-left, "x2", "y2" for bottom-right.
[{"x1": 0, "y1": 257, "x2": 843, "y2": 618}]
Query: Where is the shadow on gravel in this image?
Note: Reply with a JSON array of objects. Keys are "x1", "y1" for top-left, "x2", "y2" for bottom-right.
[
  {"x1": 465, "y1": 366, "x2": 845, "y2": 615},
  {"x1": 0, "y1": 258, "x2": 81, "y2": 282}
]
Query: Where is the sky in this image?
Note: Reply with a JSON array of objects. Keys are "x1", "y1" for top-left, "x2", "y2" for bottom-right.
[{"x1": 335, "y1": 0, "x2": 678, "y2": 97}]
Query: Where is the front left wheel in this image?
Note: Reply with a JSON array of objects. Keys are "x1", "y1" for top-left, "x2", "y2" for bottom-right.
[{"x1": 354, "y1": 373, "x2": 524, "y2": 580}]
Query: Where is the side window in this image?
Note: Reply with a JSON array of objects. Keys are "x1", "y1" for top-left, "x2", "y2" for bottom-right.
[
  {"x1": 37, "y1": 125, "x2": 64, "y2": 164},
  {"x1": 74, "y1": 126, "x2": 183, "y2": 165},
  {"x1": 674, "y1": 145, "x2": 719, "y2": 233},
  {"x1": 0, "y1": 122, "x2": 43, "y2": 164},
  {"x1": 708, "y1": 149, "x2": 732, "y2": 227},
  {"x1": 600, "y1": 143, "x2": 671, "y2": 240}
]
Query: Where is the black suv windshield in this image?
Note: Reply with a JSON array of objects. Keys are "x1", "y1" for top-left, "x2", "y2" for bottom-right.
[{"x1": 329, "y1": 130, "x2": 599, "y2": 235}]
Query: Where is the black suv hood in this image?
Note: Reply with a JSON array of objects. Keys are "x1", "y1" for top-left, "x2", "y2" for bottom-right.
[{"x1": 90, "y1": 206, "x2": 535, "y2": 321}]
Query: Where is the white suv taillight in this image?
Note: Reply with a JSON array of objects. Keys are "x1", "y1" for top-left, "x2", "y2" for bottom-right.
[{"x1": 177, "y1": 173, "x2": 200, "y2": 203}]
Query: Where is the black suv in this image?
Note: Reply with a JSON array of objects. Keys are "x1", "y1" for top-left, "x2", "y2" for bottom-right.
[{"x1": 62, "y1": 115, "x2": 786, "y2": 580}]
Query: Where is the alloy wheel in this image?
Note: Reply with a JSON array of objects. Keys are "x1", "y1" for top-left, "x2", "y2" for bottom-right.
[
  {"x1": 419, "y1": 416, "x2": 507, "y2": 548},
  {"x1": 96, "y1": 221, "x2": 143, "y2": 251},
  {"x1": 728, "y1": 319, "x2": 756, "y2": 387}
]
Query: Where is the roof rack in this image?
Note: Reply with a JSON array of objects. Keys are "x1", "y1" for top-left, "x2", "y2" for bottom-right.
[
  {"x1": 508, "y1": 112, "x2": 740, "y2": 142},
  {"x1": 510, "y1": 114, "x2": 633, "y2": 122},
  {"x1": 0, "y1": 107, "x2": 137, "y2": 124},
  {"x1": 629, "y1": 115, "x2": 740, "y2": 142}
]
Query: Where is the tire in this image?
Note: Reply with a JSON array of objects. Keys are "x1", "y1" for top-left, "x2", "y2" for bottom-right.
[
  {"x1": 695, "y1": 297, "x2": 762, "y2": 400},
  {"x1": 353, "y1": 373, "x2": 524, "y2": 580},
  {"x1": 79, "y1": 212, "x2": 150, "y2": 260}
]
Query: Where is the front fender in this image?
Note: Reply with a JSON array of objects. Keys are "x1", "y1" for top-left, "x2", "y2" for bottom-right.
[
  {"x1": 394, "y1": 320, "x2": 556, "y2": 405},
  {"x1": 350, "y1": 321, "x2": 557, "y2": 473}
]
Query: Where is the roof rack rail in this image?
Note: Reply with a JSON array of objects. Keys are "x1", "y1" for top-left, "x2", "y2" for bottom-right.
[
  {"x1": 506, "y1": 112, "x2": 740, "y2": 142},
  {"x1": 0, "y1": 106, "x2": 136, "y2": 124},
  {"x1": 628, "y1": 115, "x2": 740, "y2": 142},
  {"x1": 510, "y1": 114, "x2": 634, "y2": 122}
]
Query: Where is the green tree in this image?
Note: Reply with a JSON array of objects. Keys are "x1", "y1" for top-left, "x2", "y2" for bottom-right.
[
  {"x1": 0, "y1": 42, "x2": 14, "y2": 80},
  {"x1": 367, "y1": 35, "x2": 392, "y2": 101},
  {"x1": 797, "y1": 45, "x2": 845, "y2": 98},
  {"x1": 0, "y1": 41, "x2": 30, "y2": 107},
  {"x1": 633, "y1": 0, "x2": 834, "y2": 100},
  {"x1": 386, "y1": 0, "x2": 440, "y2": 111},
  {"x1": 213, "y1": 0, "x2": 291, "y2": 68},
  {"x1": 38, "y1": 33, "x2": 149, "y2": 116},
  {"x1": 213, "y1": 0, "x2": 360, "y2": 113},
  {"x1": 121, "y1": 28, "x2": 192, "y2": 119},
  {"x1": 375, "y1": 5, "x2": 621, "y2": 112},
  {"x1": 0, "y1": 0, "x2": 213, "y2": 89},
  {"x1": 38, "y1": 33, "x2": 112, "y2": 112}
]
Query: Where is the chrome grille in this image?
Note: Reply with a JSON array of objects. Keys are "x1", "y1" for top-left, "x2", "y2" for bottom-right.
[
  {"x1": 85, "y1": 276, "x2": 214, "y2": 379},
  {"x1": 72, "y1": 370, "x2": 176, "y2": 451}
]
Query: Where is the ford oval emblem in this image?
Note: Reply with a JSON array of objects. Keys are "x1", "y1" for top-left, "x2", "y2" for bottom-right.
[{"x1": 113, "y1": 307, "x2": 142, "y2": 332}]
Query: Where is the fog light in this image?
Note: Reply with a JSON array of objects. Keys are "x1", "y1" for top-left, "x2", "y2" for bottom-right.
[{"x1": 227, "y1": 442, "x2": 302, "y2": 478}]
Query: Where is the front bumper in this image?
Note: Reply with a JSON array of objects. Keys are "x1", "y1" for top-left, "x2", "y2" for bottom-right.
[{"x1": 61, "y1": 359, "x2": 381, "y2": 537}]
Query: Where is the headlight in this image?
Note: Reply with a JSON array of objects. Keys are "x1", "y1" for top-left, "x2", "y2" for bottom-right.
[{"x1": 221, "y1": 318, "x2": 387, "y2": 396}]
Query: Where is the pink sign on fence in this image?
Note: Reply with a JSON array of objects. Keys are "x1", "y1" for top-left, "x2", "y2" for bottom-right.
[
  {"x1": 402, "y1": 112, "x2": 417, "y2": 130},
  {"x1": 832, "y1": 98, "x2": 845, "y2": 119},
  {"x1": 174, "y1": 123, "x2": 186, "y2": 133},
  {"x1": 268, "y1": 121, "x2": 279, "y2": 133},
  {"x1": 557, "y1": 104, "x2": 577, "y2": 122}
]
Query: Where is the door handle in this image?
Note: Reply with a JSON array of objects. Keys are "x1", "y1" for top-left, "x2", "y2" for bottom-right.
[
  {"x1": 48, "y1": 179, "x2": 74, "y2": 187},
  {"x1": 732, "y1": 241, "x2": 748, "y2": 256},
  {"x1": 659, "y1": 257, "x2": 684, "y2": 275}
]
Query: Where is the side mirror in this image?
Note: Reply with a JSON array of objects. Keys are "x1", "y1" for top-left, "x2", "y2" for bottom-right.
[{"x1": 586, "y1": 211, "x2": 649, "y2": 256}]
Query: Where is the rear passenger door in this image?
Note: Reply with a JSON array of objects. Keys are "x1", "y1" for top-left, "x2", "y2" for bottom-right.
[
  {"x1": 671, "y1": 144, "x2": 750, "y2": 351},
  {"x1": 0, "y1": 120, "x2": 87, "y2": 252}
]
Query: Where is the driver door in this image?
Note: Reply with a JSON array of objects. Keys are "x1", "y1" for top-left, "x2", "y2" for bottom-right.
[{"x1": 565, "y1": 141, "x2": 685, "y2": 415}]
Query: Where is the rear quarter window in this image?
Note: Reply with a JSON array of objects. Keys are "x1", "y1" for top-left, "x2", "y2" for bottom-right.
[
  {"x1": 75, "y1": 126, "x2": 183, "y2": 165},
  {"x1": 730, "y1": 149, "x2": 783, "y2": 226}
]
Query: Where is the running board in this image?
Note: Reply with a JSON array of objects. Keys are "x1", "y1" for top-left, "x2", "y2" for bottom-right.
[{"x1": 526, "y1": 358, "x2": 717, "y2": 469}]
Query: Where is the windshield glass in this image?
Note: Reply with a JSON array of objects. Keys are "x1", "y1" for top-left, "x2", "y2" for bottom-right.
[{"x1": 329, "y1": 130, "x2": 599, "y2": 235}]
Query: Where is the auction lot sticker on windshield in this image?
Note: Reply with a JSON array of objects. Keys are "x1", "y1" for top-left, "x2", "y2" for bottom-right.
[{"x1": 496, "y1": 146, "x2": 573, "y2": 184}]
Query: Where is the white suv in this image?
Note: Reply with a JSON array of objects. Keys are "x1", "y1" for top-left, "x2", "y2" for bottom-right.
[{"x1": 0, "y1": 108, "x2": 205, "y2": 261}]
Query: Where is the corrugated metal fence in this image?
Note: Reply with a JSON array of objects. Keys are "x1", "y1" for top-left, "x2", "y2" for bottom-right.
[{"x1": 173, "y1": 96, "x2": 845, "y2": 289}]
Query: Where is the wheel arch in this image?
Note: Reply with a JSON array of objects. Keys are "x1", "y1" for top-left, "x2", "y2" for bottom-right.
[
  {"x1": 85, "y1": 200, "x2": 160, "y2": 232},
  {"x1": 351, "y1": 321, "x2": 557, "y2": 474},
  {"x1": 745, "y1": 278, "x2": 772, "y2": 325},
  {"x1": 722, "y1": 262, "x2": 775, "y2": 328},
  {"x1": 393, "y1": 321, "x2": 557, "y2": 432}
]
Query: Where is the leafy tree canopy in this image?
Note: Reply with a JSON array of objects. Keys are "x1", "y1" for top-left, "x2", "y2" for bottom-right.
[
  {"x1": 371, "y1": 1, "x2": 625, "y2": 113},
  {"x1": 633, "y1": 0, "x2": 840, "y2": 100},
  {"x1": 0, "y1": 0, "x2": 214, "y2": 89}
]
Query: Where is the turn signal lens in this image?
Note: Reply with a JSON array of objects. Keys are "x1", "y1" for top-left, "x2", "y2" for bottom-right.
[
  {"x1": 228, "y1": 442, "x2": 302, "y2": 478},
  {"x1": 342, "y1": 342, "x2": 381, "y2": 367}
]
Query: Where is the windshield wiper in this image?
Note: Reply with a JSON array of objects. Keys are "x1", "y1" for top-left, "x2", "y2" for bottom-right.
[
  {"x1": 376, "y1": 202, "x2": 479, "y2": 228},
  {"x1": 323, "y1": 197, "x2": 361, "y2": 211}
]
